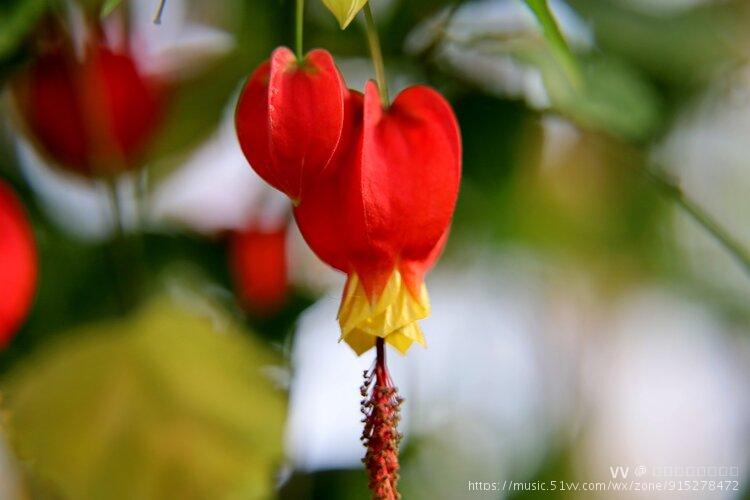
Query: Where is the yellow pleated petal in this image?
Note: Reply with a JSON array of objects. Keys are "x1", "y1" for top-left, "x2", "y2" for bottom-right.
[
  {"x1": 399, "y1": 322, "x2": 427, "y2": 346},
  {"x1": 337, "y1": 270, "x2": 430, "y2": 355},
  {"x1": 342, "y1": 329, "x2": 377, "y2": 356},
  {"x1": 384, "y1": 330, "x2": 413, "y2": 354}
]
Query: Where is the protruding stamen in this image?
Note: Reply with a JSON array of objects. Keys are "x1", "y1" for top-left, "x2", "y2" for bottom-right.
[{"x1": 360, "y1": 338, "x2": 402, "y2": 500}]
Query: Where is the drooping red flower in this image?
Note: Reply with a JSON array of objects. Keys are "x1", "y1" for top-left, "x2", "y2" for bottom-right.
[
  {"x1": 229, "y1": 224, "x2": 289, "y2": 316},
  {"x1": 294, "y1": 81, "x2": 462, "y2": 355},
  {"x1": 235, "y1": 47, "x2": 347, "y2": 203},
  {"x1": 0, "y1": 182, "x2": 37, "y2": 348},
  {"x1": 13, "y1": 39, "x2": 164, "y2": 177}
]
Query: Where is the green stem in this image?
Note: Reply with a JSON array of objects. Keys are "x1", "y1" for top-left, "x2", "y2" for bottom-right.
[
  {"x1": 295, "y1": 0, "x2": 305, "y2": 60},
  {"x1": 646, "y1": 167, "x2": 750, "y2": 276},
  {"x1": 135, "y1": 169, "x2": 149, "y2": 231},
  {"x1": 103, "y1": 178, "x2": 131, "y2": 313},
  {"x1": 523, "y1": 0, "x2": 582, "y2": 89},
  {"x1": 105, "y1": 178, "x2": 125, "y2": 240},
  {"x1": 363, "y1": 3, "x2": 389, "y2": 106}
]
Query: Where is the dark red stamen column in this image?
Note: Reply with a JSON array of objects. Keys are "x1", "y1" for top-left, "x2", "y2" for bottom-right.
[{"x1": 361, "y1": 338, "x2": 403, "y2": 500}]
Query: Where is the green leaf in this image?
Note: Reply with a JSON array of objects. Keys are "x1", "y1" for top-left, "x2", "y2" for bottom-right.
[
  {"x1": 1, "y1": 295, "x2": 286, "y2": 500},
  {"x1": 444, "y1": 24, "x2": 661, "y2": 139},
  {"x1": 567, "y1": 0, "x2": 744, "y2": 88},
  {"x1": 521, "y1": 45, "x2": 661, "y2": 140},
  {"x1": 522, "y1": 0, "x2": 582, "y2": 89},
  {"x1": 0, "y1": 0, "x2": 50, "y2": 60},
  {"x1": 100, "y1": 0, "x2": 123, "y2": 19}
]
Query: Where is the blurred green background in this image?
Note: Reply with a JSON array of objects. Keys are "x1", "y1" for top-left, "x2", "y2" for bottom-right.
[{"x1": 1, "y1": 0, "x2": 749, "y2": 499}]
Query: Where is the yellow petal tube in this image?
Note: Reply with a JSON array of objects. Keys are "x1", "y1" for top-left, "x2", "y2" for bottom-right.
[
  {"x1": 337, "y1": 270, "x2": 430, "y2": 355},
  {"x1": 321, "y1": 0, "x2": 369, "y2": 29}
]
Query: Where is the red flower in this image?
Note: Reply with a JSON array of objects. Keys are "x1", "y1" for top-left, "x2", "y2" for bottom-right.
[
  {"x1": 235, "y1": 47, "x2": 347, "y2": 204},
  {"x1": 13, "y1": 40, "x2": 164, "y2": 177},
  {"x1": 0, "y1": 182, "x2": 37, "y2": 347},
  {"x1": 229, "y1": 224, "x2": 289, "y2": 316},
  {"x1": 294, "y1": 81, "x2": 462, "y2": 355}
]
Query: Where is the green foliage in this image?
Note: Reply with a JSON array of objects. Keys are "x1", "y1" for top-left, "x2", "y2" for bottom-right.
[
  {"x1": 280, "y1": 469, "x2": 370, "y2": 499},
  {"x1": 99, "y1": 0, "x2": 123, "y2": 18},
  {"x1": 450, "y1": 90, "x2": 663, "y2": 266},
  {"x1": 535, "y1": 51, "x2": 662, "y2": 141},
  {"x1": 569, "y1": 0, "x2": 748, "y2": 88},
  {"x1": 456, "y1": 95, "x2": 527, "y2": 193},
  {"x1": 413, "y1": 2, "x2": 661, "y2": 140},
  {"x1": 0, "y1": 0, "x2": 49, "y2": 61},
  {"x1": 520, "y1": 0, "x2": 660, "y2": 139},
  {"x1": 1, "y1": 295, "x2": 286, "y2": 500}
]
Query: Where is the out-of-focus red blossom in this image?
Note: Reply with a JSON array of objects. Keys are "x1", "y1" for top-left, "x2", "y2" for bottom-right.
[
  {"x1": 0, "y1": 182, "x2": 37, "y2": 348},
  {"x1": 229, "y1": 225, "x2": 289, "y2": 316},
  {"x1": 235, "y1": 47, "x2": 347, "y2": 203},
  {"x1": 13, "y1": 37, "x2": 165, "y2": 177},
  {"x1": 294, "y1": 81, "x2": 462, "y2": 355}
]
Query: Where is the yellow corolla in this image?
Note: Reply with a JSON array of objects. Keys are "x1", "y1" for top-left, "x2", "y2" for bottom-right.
[{"x1": 338, "y1": 270, "x2": 430, "y2": 355}]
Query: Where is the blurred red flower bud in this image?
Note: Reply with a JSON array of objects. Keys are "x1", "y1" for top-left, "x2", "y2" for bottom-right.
[
  {"x1": 229, "y1": 224, "x2": 289, "y2": 316},
  {"x1": 295, "y1": 81, "x2": 462, "y2": 354},
  {"x1": 13, "y1": 39, "x2": 164, "y2": 177},
  {"x1": 235, "y1": 47, "x2": 347, "y2": 203},
  {"x1": 0, "y1": 182, "x2": 37, "y2": 347}
]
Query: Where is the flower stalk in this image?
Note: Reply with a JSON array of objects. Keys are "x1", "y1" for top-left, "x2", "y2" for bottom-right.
[
  {"x1": 103, "y1": 178, "x2": 132, "y2": 313},
  {"x1": 363, "y1": 3, "x2": 389, "y2": 106},
  {"x1": 361, "y1": 338, "x2": 402, "y2": 500},
  {"x1": 646, "y1": 166, "x2": 750, "y2": 276},
  {"x1": 295, "y1": 0, "x2": 305, "y2": 61}
]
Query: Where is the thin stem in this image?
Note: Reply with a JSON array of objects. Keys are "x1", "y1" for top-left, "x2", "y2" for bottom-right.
[
  {"x1": 591, "y1": 141, "x2": 750, "y2": 280},
  {"x1": 295, "y1": 0, "x2": 305, "y2": 60},
  {"x1": 105, "y1": 178, "x2": 125, "y2": 240},
  {"x1": 375, "y1": 337, "x2": 386, "y2": 379},
  {"x1": 363, "y1": 3, "x2": 389, "y2": 106},
  {"x1": 103, "y1": 178, "x2": 131, "y2": 313},
  {"x1": 153, "y1": 0, "x2": 167, "y2": 25},
  {"x1": 523, "y1": 0, "x2": 582, "y2": 89},
  {"x1": 135, "y1": 169, "x2": 149, "y2": 231},
  {"x1": 646, "y1": 167, "x2": 750, "y2": 276}
]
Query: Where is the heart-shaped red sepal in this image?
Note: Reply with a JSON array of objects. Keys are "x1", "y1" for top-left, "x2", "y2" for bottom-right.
[{"x1": 235, "y1": 47, "x2": 347, "y2": 203}]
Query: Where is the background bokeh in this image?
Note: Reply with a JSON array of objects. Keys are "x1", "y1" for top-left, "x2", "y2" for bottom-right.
[{"x1": 1, "y1": 0, "x2": 749, "y2": 499}]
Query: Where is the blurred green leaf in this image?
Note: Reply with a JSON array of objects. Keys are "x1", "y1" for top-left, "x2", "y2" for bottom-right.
[
  {"x1": 0, "y1": 0, "x2": 49, "y2": 60},
  {"x1": 430, "y1": 6, "x2": 660, "y2": 140},
  {"x1": 472, "y1": 43, "x2": 660, "y2": 140},
  {"x1": 522, "y1": 0, "x2": 582, "y2": 88},
  {"x1": 1, "y1": 295, "x2": 286, "y2": 500},
  {"x1": 533, "y1": 51, "x2": 661, "y2": 140},
  {"x1": 280, "y1": 469, "x2": 370, "y2": 500},
  {"x1": 569, "y1": 0, "x2": 748, "y2": 88},
  {"x1": 99, "y1": 0, "x2": 122, "y2": 18}
]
